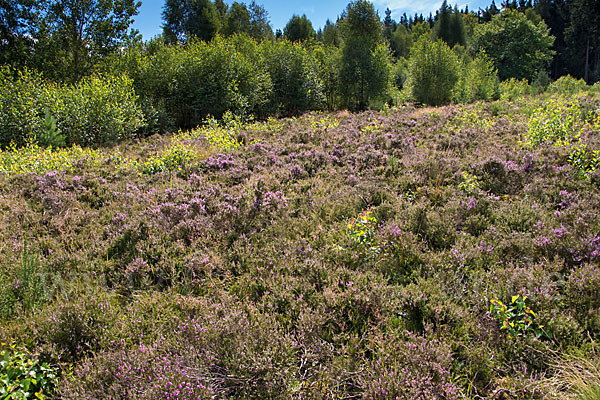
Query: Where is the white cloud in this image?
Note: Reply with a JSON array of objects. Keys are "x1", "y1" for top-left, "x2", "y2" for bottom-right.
[{"x1": 373, "y1": 0, "x2": 471, "y2": 17}]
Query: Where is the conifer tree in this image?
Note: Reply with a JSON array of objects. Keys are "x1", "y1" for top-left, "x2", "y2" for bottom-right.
[
  {"x1": 433, "y1": 1, "x2": 466, "y2": 47},
  {"x1": 283, "y1": 14, "x2": 316, "y2": 42},
  {"x1": 163, "y1": 0, "x2": 220, "y2": 43},
  {"x1": 339, "y1": 0, "x2": 390, "y2": 110}
]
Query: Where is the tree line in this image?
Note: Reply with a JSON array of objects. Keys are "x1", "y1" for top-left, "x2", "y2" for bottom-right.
[
  {"x1": 1, "y1": 0, "x2": 598, "y2": 84},
  {"x1": 0, "y1": 0, "x2": 598, "y2": 148}
]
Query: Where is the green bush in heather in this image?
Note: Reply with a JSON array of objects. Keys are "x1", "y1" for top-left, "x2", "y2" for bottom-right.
[
  {"x1": 406, "y1": 38, "x2": 460, "y2": 106},
  {"x1": 547, "y1": 75, "x2": 589, "y2": 95},
  {"x1": 0, "y1": 67, "x2": 144, "y2": 148},
  {"x1": 453, "y1": 53, "x2": 500, "y2": 103},
  {"x1": 56, "y1": 75, "x2": 145, "y2": 146},
  {"x1": 133, "y1": 35, "x2": 272, "y2": 129},
  {"x1": 0, "y1": 67, "x2": 55, "y2": 148},
  {"x1": 260, "y1": 40, "x2": 325, "y2": 115},
  {"x1": 311, "y1": 44, "x2": 342, "y2": 110}
]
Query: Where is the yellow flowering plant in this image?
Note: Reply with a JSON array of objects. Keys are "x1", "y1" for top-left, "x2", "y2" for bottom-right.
[{"x1": 490, "y1": 294, "x2": 546, "y2": 338}]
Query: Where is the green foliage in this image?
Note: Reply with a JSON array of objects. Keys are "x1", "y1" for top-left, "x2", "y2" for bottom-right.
[
  {"x1": 458, "y1": 171, "x2": 481, "y2": 195},
  {"x1": 548, "y1": 75, "x2": 589, "y2": 95},
  {"x1": 568, "y1": 144, "x2": 600, "y2": 178},
  {"x1": 140, "y1": 111, "x2": 253, "y2": 174},
  {"x1": 339, "y1": 1, "x2": 390, "y2": 110},
  {"x1": 433, "y1": 1, "x2": 466, "y2": 48},
  {"x1": 222, "y1": 1, "x2": 272, "y2": 40},
  {"x1": 390, "y1": 25, "x2": 412, "y2": 59},
  {"x1": 391, "y1": 58, "x2": 408, "y2": 91},
  {"x1": 40, "y1": 0, "x2": 141, "y2": 82},
  {"x1": 406, "y1": 38, "x2": 460, "y2": 106},
  {"x1": 0, "y1": 68, "x2": 144, "y2": 148},
  {"x1": 411, "y1": 21, "x2": 431, "y2": 41},
  {"x1": 162, "y1": 0, "x2": 220, "y2": 43},
  {"x1": 283, "y1": 14, "x2": 316, "y2": 42},
  {"x1": 347, "y1": 210, "x2": 378, "y2": 246},
  {"x1": 311, "y1": 44, "x2": 342, "y2": 110},
  {"x1": 260, "y1": 40, "x2": 325, "y2": 115},
  {"x1": 339, "y1": 42, "x2": 391, "y2": 110},
  {"x1": 344, "y1": 210, "x2": 381, "y2": 258},
  {"x1": 142, "y1": 139, "x2": 199, "y2": 175},
  {"x1": 531, "y1": 70, "x2": 551, "y2": 93},
  {"x1": 37, "y1": 109, "x2": 66, "y2": 148},
  {"x1": 526, "y1": 97, "x2": 589, "y2": 147},
  {"x1": 135, "y1": 35, "x2": 271, "y2": 128},
  {"x1": 340, "y1": 0, "x2": 382, "y2": 45},
  {"x1": 453, "y1": 53, "x2": 500, "y2": 103},
  {"x1": 0, "y1": 242, "x2": 49, "y2": 319},
  {"x1": 0, "y1": 67, "x2": 51, "y2": 148},
  {"x1": 320, "y1": 19, "x2": 341, "y2": 47},
  {"x1": 489, "y1": 295, "x2": 545, "y2": 338},
  {"x1": 499, "y1": 78, "x2": 531, "y2": 101},
  {"x1": 221, "y1": 1, "x2": 250, "y2": 37},
  {"x1": 55, "y1": 75, "x2": 145, "y2": 147},
  {"x1": 194, "y1": 111, "x2": 244, "y2": 150},
  {"x1": 0, "y1": 141, "x2": 104, "y2": 175},
  {"x1": 471, "y1": 9, "x2": 555, "y2": 81},
  {"x1": 0, "y1": 344, "x2": 58, "y2": 399}
]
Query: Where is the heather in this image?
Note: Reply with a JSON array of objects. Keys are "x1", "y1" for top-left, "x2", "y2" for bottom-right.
[{"x1": 0, "y1": 92, "x2": 598, "y2": 398}]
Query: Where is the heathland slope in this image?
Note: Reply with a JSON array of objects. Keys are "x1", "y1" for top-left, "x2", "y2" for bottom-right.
[{"x1": 1, "y1": 96, "x2": 600, "y2": 399}]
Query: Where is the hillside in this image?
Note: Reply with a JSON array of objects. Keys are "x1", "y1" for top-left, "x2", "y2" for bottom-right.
[{"x1": 1, "y1": 95, "x2": 600, "y2": 399}]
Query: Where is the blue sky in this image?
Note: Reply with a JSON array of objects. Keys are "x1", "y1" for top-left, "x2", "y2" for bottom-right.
[{"x1": 132, "y1": 0, "x2": 491, "y2": 40}]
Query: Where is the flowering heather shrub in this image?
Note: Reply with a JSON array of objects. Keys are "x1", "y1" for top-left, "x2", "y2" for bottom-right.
[
  {"x1": 1, "y1": 95, "x2": 600, "y2": 398},
  {"x1": 361, "y1": 331, "x2": 460, "y2": 399},
  {"x1": 565, "y1": 263, "x2": 600, "y2": 333},
  {"x1": 62, "y1": 343, "x2": 214, "y2": 400}
]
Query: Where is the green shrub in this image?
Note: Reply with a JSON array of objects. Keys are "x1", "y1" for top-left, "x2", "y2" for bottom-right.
[
  {"x1": 339, "y1": 41, "x2": 392, "y2": 110},
  {"x1": 38, "y1": 109, "x2": 66, "y2": 148},
  {"x1": 0, "y1": 67, "x2": 144, "y2": 148},
  {"x1": 0, "y1": 141, "x2": 104, "y2": 175},
  {"x1": 548, "y1": 75, "x2": 589, "y2": 95},
  {"x1": 500, "y1": 78, "x2": 531, "y2": 101},
  {"x1": 568, "y1": 144, "x2": 600, "y2": 178},
  {"x1": 0, "y1": 67, "x2": 56, "y2": 148},
  {"x1": 197, "y1": 111, "x2": 245, "y2": 151},
  {"x1": 0, "y1": 344, "x2": 58, "y2": 399},
  {"x1": 526, "y1": 96, "x2": 588, "y2": 147},
  {"x1": 260, "y1": 40, "x2": 325, "y2": 115},
  {"x1": 55, "y1": 75, "x2": 145, "y2": 147},
  {"x1": 489, "y1": 295, "x2": 545, "y2": 338},
  {"x1": 391, "y1": 57, "x2": 408, "y2": 90},
  {"x1": 471, "y1": 9, "x2": 554, "y2": 82},
  {"x1": 406, "y1": 38, "x2": 460, "y2": 106},
  {"x1": 531, "y1": 70, "x2": 551, "y2": 94},
  {"x1": 311, "y1": 44, "x2": 342, "y2": 110},
  {"x1": 136, "y1": 35, "x2": 272, "y2": 129},
  {"x1": 453, "y1": 54, "x2": 499, "y2": 103},
  {"x1": 141, "y1": 139, "x2": 200, "y2": 175}
]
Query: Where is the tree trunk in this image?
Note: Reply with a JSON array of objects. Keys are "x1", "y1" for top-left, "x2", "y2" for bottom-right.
[{"x1": 585, "y1": 37, "x2": 589, "y2": 83}]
